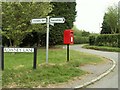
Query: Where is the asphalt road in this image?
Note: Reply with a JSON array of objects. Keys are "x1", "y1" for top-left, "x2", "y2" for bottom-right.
[{"x1": 70, "y1": 45, "x2": 118, "y2": 88}]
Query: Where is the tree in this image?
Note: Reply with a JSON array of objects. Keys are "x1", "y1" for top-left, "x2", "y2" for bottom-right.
[
  {"x1": 100, "y1": 13, "x2": 111, "y2": 34},
  {"x1": 106, "y1": 5, "x2": 118, "y2": 34},
  {"x1": 118, "y1": 1, "x2": 120, "y2": 33},
  {"x1": 2, "y1": 2, "x2": 76, "y2": 47},
  {"x1": 48, "y1": 2, "x2": 76, "y2": 46},
  {"x1": 2, "y1": 2, "x2": 52, "y2": 47},
  {"x1": 101, "y1": 5, "x2": 119, "y2": 34},
  {"x1": 81, "y1": 30, "x2": 90, "y2": 37}
]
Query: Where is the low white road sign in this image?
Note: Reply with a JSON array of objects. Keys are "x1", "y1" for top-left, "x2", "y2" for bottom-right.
[
  {"x1": 4, "y1": 48, "x2": 34, "y2": 52},
  {"x1": 50, "y1": 17, "x2": 65, "y2": 23},
  {"x1": 31, "y1": 18, "x2": 46, "y2": 24}
]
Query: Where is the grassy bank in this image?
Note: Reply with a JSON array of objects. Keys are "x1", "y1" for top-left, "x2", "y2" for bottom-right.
[
  {"x1": 83, "y1": 45, "x2": 120, "y2": 52},
  {"x1": 3, "y1": 48, "x2": 104, "y2": 88}
]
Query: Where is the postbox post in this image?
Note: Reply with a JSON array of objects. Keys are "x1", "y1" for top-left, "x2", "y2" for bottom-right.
[
  {"x1": 1, "y1": 46, "x2": 4, "y2": 70},
  {"x1": 63, "y1": 29, "x2": 74, "y2": 62},
  {"x1": 67, "y1": 44, "x2": 69, "y2": 62}
]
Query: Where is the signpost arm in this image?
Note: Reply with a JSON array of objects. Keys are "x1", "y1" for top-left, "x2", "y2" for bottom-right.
[
  {"x1": 46, "y1": 16, "x2": 50, "y2": 64},
  {"x1": 31, "y1": 16, "x2": 65, "y2": 64}
]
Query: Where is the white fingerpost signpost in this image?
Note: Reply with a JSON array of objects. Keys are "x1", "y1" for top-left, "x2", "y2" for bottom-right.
[{"x1": 31, "y1": 16, "x2": 65, "y2": 64}]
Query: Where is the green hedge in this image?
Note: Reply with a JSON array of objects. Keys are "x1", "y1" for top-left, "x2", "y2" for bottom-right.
[
  {"x1": 89, "y1": 34, "x2": 120, "y2": 47},
  {"x1": 118, "y1": 34, "x2": 120, "y2": 48},
  {"x1": 89, "y1": 35, "x2": 96, "y2": 45},
  {"x1": 74, "y1": 36, "x2": 89, "y2": 44},
  {"x1": 83, "y1": 45, "x2": 120, "y2": 52}
]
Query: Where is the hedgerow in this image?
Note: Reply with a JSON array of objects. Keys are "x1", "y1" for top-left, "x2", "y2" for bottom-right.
[{"x1": 89, "y1": 34, "x2": 119, "y2": 47}]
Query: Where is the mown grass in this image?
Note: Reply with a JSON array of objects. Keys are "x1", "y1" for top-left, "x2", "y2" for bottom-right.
[
  {"x1": 83, "y1": 45, "x2": 120, "y2": 52},
  {"x1": 3, "y1": 48, "x2": 104, "y2": 88}
]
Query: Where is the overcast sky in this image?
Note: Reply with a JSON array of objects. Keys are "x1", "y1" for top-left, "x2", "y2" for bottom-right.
[{"x1": 74, "y1": 0, "x2": 119, "y2": 33}]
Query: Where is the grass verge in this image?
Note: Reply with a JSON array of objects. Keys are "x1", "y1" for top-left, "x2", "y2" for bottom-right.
[
  {"x1": 83, "y1": 45, "x2": 120, "y2": 52},
  {"x1": 3, "y1": 48, "x2": 104, "y2": 88}
]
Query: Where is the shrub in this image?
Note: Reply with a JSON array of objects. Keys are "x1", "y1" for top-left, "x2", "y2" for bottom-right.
[
  {"x1": 74, "y1": 36, "x2": 89, "y2": 44},
  {"x1": 118, "y1": 34, "x2": 120, "y2": 48},
  {"x1": 89, "y1": 34, "x2": 119, "y2": 47},
  {"x1": 89, "y1": 35, "x2": 96, "y2": 45}
]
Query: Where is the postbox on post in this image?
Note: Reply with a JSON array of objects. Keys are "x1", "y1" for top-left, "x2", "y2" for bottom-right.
[
  {"x1": 64, "y1": 30, "x2": 74, "y2": 45},
  {"x1": 63, "y1": 29, "x2": 74, "y2": 62}
]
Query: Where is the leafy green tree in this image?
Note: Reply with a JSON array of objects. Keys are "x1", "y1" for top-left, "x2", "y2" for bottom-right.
[
  {"x1": 72, "y1": 26, "x2": 89, "y2": 44},
  {"x1": 81, "y1": 30, "x2": 90, "y2": 37},
  {"x1": 101, "y1": 5, "x2": 119, "y2": 34},
  {"x1": 2, "y1": 2, "x2": 76, "y2": 47},
  {"x1": 106, "y1": 5, "x2": 118, "y2": 34},
  {"x1": 2, "y1": 2, "x2": 52, "y2": 47},
  {"x1": 118, "y1": 1, "x2": 120, "y2": 33},
  {"x1": 101, "y1": 13, "x2": 111, "y2": 34},
  {"x1": 48, "y1": 2, "x2": 76, "y2": 46}
]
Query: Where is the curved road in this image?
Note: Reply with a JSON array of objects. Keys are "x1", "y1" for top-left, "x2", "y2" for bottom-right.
[{"x1": 70, "y1": 45, "x2": 118, "y2": 88}]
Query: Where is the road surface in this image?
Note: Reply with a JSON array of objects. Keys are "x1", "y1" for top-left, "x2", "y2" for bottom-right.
[{"x1": 70, "y1": 45, "x2": 118, "y2": 88}]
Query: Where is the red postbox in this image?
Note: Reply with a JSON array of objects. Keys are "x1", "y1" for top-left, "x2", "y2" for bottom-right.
[{"x1": 64, "y1": 29, "x2": 74, "y2": 44}]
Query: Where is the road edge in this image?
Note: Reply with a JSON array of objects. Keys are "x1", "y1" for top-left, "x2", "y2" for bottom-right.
[{"x1": 74, "y1": 57, "x2": 116, "y2": 89}]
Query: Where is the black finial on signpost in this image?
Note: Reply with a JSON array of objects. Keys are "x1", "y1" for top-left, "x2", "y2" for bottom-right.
[{"x1": 33, "y1": 47, "x2": 37, "y2": 69}]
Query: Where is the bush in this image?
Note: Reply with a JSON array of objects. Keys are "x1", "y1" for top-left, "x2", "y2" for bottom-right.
[
  {"x1": 74, "y1": 36, "x2": 89, "y2": 44},
  {"x1": 89, "y1": 35, "x2": 96, "y2": 45},
  {"x1": 118, "y1": 34, "x2": 120, "y2": 48},
  {"x1": 89, "y1": 34, "x2": 119, "y2": 47},
  {"x1": 83, "y1": 45, "x2": 120, "y2": 52},
  {"x1": 81, "y1": 31, "x2": 90, "y2": 37}
]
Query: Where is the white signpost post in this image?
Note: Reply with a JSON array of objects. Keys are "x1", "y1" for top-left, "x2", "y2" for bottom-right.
[{"x1": 31, "y1": 16, "x2": 65, "y2": 64}]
